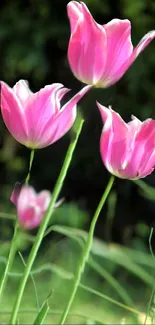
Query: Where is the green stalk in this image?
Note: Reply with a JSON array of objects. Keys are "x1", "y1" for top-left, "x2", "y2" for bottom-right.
[
  {"x1": 0, "y1": 149, "x2": 35, "y2": 303},
  {"x1": 25, "y1": 149, "x2": 35, "y2": 185},
  {"x1": 59, "y1": 175, "x2": 115, "y2": 324},
  {"x1": 10, "y1": 118, "x2": 84, "y2": 325},
  {"x1": 0, "y1": 221, "x2": 18, "y2": 302}
]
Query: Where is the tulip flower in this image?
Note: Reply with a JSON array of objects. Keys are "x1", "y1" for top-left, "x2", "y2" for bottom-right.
[
  {"x1": 0, "y1": 80, "x2": 91, "y2": 149},
  {"x1": 10, "y1": 184, "x2": 62, "y2": 229},
  {"x1": 67, "y1": 1, "x2": 155, "y2": 88},
  {"x1": 97, "y1": 103, "x2": 155, "y2": 179}
]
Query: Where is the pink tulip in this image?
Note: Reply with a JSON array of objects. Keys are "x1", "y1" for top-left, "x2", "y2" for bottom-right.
[
  {"x1": 10, "y1": 184, "x2": 62, "y2": 229},
  {"x1": 67, "y1": 1, "x2": 155, "y2": 88},
  {"x1": 97, "y1": 103, "x2": 155, "y2": 179},
  {"x1": 1, "y1": 80, "x2": 91, "y2": 148}
]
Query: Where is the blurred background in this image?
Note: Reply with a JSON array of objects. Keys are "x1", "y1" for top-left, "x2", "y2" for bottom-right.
[{"x1": 0, "y1": 0, "x2": 155, "y2": 323}]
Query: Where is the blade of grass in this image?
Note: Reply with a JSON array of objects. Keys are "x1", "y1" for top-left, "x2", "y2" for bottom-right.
[
  {"x1": 33, "y1": 289, "x2": 53, "y2": 325},
  {"x1": 46, "y1": 227, "x2": 134, "y2": 307},
  {"x1": 47, "y1": 225, "x2": 154, "y2": 286},
  {"x1": 144, "y1": 228, "x2": 155, "y2": 325},
  {"x1": 0, "y1": 308, "x2": 105, "y2": 324},
  {"x1": 134, "y1": 179, "x2": 155, "y2": 201},
  {"x1": 33, "y1": 300, "x2": 49, "y2": 325},
  {"x1": 6, "y1": 262, "x2": 142, "y2": 317},
  {"x1": 0, "y1": 213, "x2": 16, "y2": 220},
  {"x1": 18, "y1": 252, "x2": 39, "y2": 311},
  {"x1": 22, "y1": 231, "x2": 155, "y2": 270},
  {"x1": 88, "y1": 256, "x2": 134, "y2": 306}
]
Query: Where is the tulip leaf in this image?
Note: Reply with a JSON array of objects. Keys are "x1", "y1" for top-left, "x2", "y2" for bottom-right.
[
  {"x1": 2, "y1": 259, "x2": 141, "y2": 319},
  {"x1": 24, "y1": 223, "x2": 155, "y2": 285},
  {"x1": 45, "y1": 225, "x2": 154, "y2": 286},
  {"x1": 134, "y1": 179, "x2": 155, "y2": 201},
  {"x1": 33, "y1": 300, "x2": 49, "y2": 325}
]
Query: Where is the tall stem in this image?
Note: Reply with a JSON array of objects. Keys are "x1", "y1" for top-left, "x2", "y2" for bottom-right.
[
  {"x1": 0, "y1": 221, "x2": 18, "y2": 303},
  {"x1": 0, "y1": 149, "x2": 35, "y2": 303},
  {"x1": 10, "y1": 119, "x2": 84, "y2": 325},
  {"x1": 25, "y1": 149, "x2": 35, "y2": 184},
  {"x1": 59, "y1": 175, "x2": 115, "y2": 325}
]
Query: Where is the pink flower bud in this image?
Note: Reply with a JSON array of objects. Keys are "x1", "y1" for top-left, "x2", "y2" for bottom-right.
[
  {"x1": 98, "y1": 103, "x2": 155, "y2": 179},
  {"x1": 10, "y1": 184, "x2": 62, "y2": 229},
  {"x1": 67, "y1": 1, "x2": 155, "y2": 87},
  {"x1": 1, "y1": 80, "x2": 91, "y2": 149}
]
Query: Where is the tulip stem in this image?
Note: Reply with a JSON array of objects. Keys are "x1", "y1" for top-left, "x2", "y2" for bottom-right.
[
  {"x1": 0, "y1": 221, "x2": 18, "y2": 304},
  {"x1": 25, "y1": 149, "x2": 35, "y2": 184},
  {"x1": 9, "y1": 118, "x2": 84, "y2": 325},
  {"x1": 0, "y1": 149, "x2": 35, "y2": 304},
  {"x1": 59, "y1": 175, "x2": 115, "y2": 325}
]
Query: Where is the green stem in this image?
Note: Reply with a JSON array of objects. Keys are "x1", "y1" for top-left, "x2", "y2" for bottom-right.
[
  {"x1": 59, "y1": 175, "x2": 115, "y2": 325},
  {"x1": 10, "y1": 118, "x2": 84, "y2": 325},
  {"x1": 0, "y1": 149, "x2": 35, "y2": 303},
  {"x1": 25, "y1": 149, "x2": 35, "y2": 184},
  {"x1": 0, "y1": 221, "x2": 18, "y2": 302}
]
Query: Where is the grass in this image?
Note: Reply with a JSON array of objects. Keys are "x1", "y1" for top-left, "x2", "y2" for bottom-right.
[{"x1": 0, "y1": 225, "x2": 153, "y2": 324}]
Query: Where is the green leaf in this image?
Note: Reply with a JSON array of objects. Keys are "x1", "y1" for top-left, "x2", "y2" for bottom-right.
[
  {"x1": 46, "y1": 225, "x2": 154, "y2": 286},
  {"x1": 33, "y1": 300, "x2": 49, "y2": 325},
  {"x1": 134, "y1": 179, "x2": 155, "y2": 201}
]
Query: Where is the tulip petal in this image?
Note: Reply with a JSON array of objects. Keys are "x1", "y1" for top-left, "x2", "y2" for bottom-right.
[
  {"x1": 26, "y1": 83, "x2": 63, "y2": 121},
  {"x1": 98, "y1": 103, "x2": 129, "y2": 174},
  {"x1": 13, "y1": 80, "x2": 33, "y2": 105},
  {"x1": 54, "y1": 87, "x2": 70, "y2": 113},
  {"x1": 67, "y1": 1, "x2": 83, "y2": 33},
  {"x1": 68, "y1": 2, "x2": 107, "y2": 84},
  {"x1": 35, "y1": 85, "x2": 91, "y2": 148},
  {"x1": 120, "y1": 119, "x2": 155, "y2": 178},
  {"x1": 17, "y1": 186, "x2": 36, "y2": 212},
  {"x1": 123, "y1": 117, "x2": 142, "y2": 166},
  {"x1": 109, "y1": 30, "x2": 155, "y2": 86},
  {"x1": 135, "y1": 120, "x2": 155, "y2": 176},
  {"x1": 131, "y1": 30, "x2": 155, "y2": 63},
  {"x1": 16, "y1": 186, "x2": 41, "y2": 229},
  {"x1": 19, "y1": 205, "x2": 41, "y2": 229},
  {"x1": 35, "y1": 190, "x2": 51, "y2": 211},
  {"x1": 97, "y1": 103, "x2": 128, "y2": 137},
  {"x1": 25, "y1": 83, "x2": 63, "y2": 146},
  {"x1": 1, "y1": 82, "x2": 29, "y2": 143},
  {"x1": 102, "y1": 19, "x2": 133, "y2": 84},
  {"x1": 140, "y1": 149, "x2": 155, "y2": 178},
  {"x1": 10, "y1": 183, "x2": 22, "y2": 206}
]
